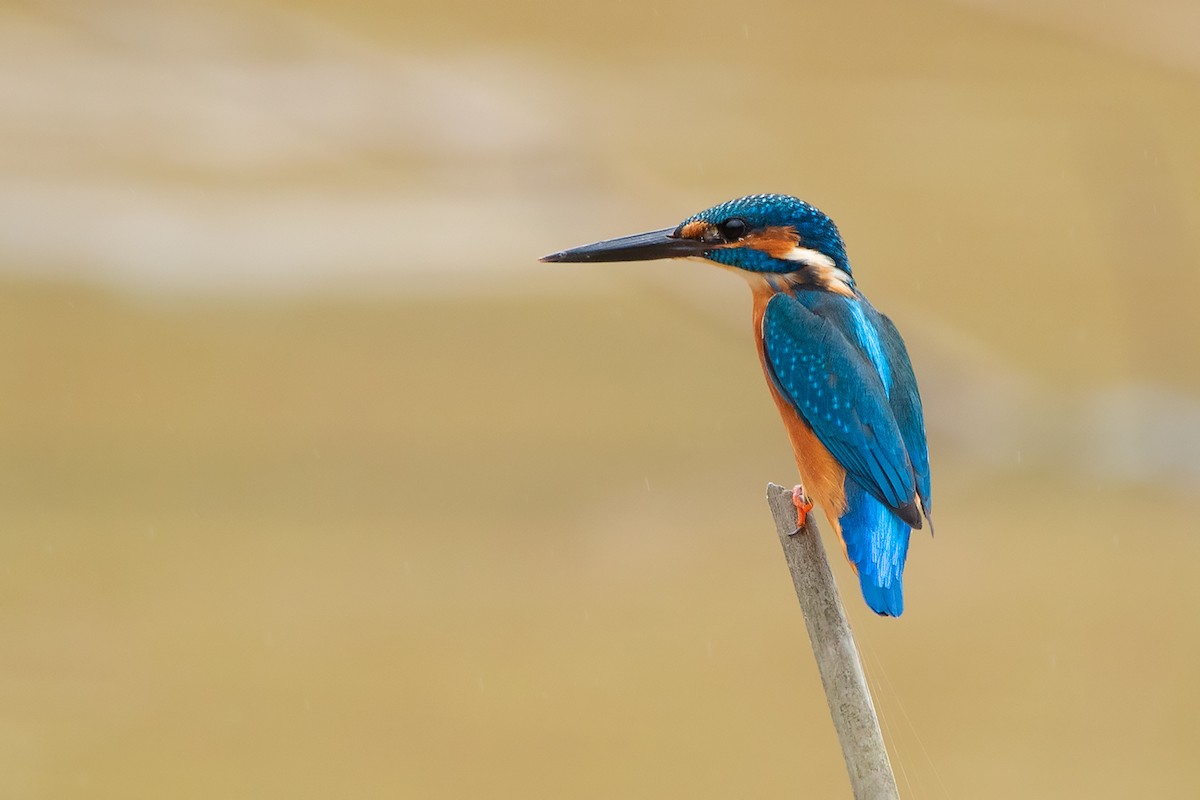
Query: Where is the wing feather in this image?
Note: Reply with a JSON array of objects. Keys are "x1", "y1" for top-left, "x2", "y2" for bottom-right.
[{"x1": 873, "y1": 311, "x2": 933, "y2": 523}]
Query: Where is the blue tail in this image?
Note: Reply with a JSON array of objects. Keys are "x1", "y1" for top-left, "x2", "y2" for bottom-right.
[{"x1": 839, "y1": 477, "x2": 912, "y2": 616}]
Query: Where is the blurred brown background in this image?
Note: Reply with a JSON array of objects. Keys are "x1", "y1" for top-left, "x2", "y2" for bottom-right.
[{"x1": 3, "y1": 0, "x2": 1200, "y2": 797}]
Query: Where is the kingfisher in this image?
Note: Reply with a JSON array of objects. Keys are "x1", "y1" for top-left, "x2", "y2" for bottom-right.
[{"x1": 542, "y1": 194, "x2": 932, "y2": 616}]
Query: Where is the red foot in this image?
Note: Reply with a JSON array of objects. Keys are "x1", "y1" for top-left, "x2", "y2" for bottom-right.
[{"x1": 791, "y1": 484, "x2": 814, "y2": 532}]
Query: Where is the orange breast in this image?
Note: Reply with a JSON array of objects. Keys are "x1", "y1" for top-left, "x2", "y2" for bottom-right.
[{"x1": 750, "y1": 281, "x2": 848, "y2": 530}]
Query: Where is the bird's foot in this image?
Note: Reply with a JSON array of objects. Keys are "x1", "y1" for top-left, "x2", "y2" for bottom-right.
[{"x1": 791, "y1": 484, "x2": 814, "y2": 535}]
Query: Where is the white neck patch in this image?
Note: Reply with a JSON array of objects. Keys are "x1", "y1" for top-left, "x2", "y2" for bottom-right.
[
  {"x1": 780, "y1": 246, "x2": 836, "y2": 270},
  {"x1": 779, "y1": 247, "x2": 854, "y2": 297}
]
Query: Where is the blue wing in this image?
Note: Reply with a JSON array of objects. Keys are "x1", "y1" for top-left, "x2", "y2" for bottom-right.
[
  {"x1": 873, "y1": 310, "x2": 933, "y2": 524},
  {"x1": 762, "y1": 292, "x2": 919, "y2": 523}
]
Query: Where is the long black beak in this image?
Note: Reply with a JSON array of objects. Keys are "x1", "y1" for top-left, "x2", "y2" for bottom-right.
[{"x1": 540, "y1": 227, "x2": 708, "y2": 263}]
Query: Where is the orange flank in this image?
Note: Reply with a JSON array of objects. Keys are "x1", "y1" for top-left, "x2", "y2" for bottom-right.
[{"x1": 749, "y1": 278, "x2": 853, "y2": 562}]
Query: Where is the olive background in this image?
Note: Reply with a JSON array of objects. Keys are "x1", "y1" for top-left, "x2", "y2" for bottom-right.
[{"x1": 3, "y1": 0, "x2": 1199, "y2": 797}]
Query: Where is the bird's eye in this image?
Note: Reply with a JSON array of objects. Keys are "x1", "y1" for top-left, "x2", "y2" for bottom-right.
[{"x1": 718, "y1": 218, "x2": 748, "y2": 241}]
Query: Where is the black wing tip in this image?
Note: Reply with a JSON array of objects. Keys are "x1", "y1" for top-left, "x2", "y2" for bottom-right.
[{"x1": 896, "y1": 501, "x2": 922, "y2": 530}]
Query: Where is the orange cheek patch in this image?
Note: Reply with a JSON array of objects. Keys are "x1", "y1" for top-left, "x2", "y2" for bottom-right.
[{"x1": 742, "y1": 225, "x2": 801, "y2": 258}]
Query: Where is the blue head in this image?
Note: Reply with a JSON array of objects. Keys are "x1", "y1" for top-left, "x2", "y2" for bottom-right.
[
  {"x1": 674, "y1": 194, "x2": 850, "y2": 275},
  {"x1": 542, "y1": 194, "x2": 852, "y2": 285}
]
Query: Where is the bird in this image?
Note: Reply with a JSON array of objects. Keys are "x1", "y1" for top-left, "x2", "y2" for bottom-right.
[{"x1": 541, "y1": 193, "x2": 932, "y2": 616}]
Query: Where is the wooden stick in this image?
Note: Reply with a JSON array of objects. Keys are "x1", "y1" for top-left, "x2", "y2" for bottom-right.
[{"x1": 765, "y1": 482, "x2": 900, "y2": 800}]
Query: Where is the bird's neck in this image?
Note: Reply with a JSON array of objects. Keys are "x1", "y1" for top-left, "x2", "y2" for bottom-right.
[{"x1": 751, "y1": 264, "x2": 856, "y2": 299}]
